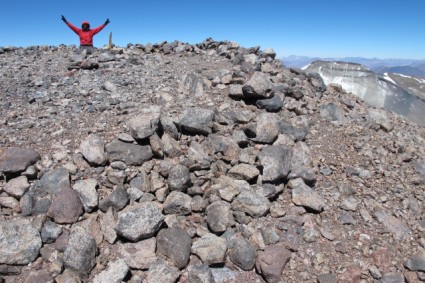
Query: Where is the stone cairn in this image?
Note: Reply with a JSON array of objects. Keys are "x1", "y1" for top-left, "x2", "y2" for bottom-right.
[{"x1": 0, "y1": 38, "x2": 424, "y2": 283}]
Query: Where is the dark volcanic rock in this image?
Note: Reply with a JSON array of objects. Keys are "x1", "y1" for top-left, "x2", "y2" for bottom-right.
[
  {"x1": 105, "y1": 139, "x2": 153, "y2": 166},
  {"x1": 0, "y1": 147, "x2": 40, "y2": 174},
  {"x1": 99, "y1": 187, "x2": 129, "y2": 212},
  {"x1": 258, "y1": 145, "x2": 293, "y2": 183},
  {"x1": 157, "y1": 227, "x2": 192, "y2": 269},
  {"x1": 180, "y1": 107, "x2": 215, "y2": 135}
]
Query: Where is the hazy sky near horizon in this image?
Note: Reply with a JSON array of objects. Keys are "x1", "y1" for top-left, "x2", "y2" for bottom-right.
[{"x1": 1, "y1": 0, "x2": 424, "y2": 59}]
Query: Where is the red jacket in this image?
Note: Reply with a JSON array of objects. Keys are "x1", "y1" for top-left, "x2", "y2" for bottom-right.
[{"x1": 66, "y1": 22, "x2": 106, "y2": 46}]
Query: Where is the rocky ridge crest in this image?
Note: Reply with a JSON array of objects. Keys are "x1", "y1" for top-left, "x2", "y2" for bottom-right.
[{"x1": 0, "y1": 38, "x2": 425, "y2": 282}]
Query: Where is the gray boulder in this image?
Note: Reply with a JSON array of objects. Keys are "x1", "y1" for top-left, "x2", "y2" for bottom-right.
[
  {"x1": 255, "y1": 245, "x2": 291, "y2": 283},
  {"x1": 163, "y1": 191, "x2": 192, "y2": 215},
  {"x1": 188, "y1": 264, "x2": 216, "y2": 283},
  {"x1": 258, "y1": 145, "x2": 293, "y2": 183},
  {"x1": 256, "y1": 95, "x2": 283, "y2": 112},
  {"x1": 191, "y1": 233, "x2": 228, "y2": 265},
  {"x1": 232, "y1": 189, "x2": 271, "y2": 218},
  {"x1": 99, "y1": 187, "x2": 129, "y2": 213},
  {"x1": 168, "y1": 164, "x2": 192, "y2": 192},
  {"x1": 0, "y1": 219, "x2": 42, "y2": 265},
  {"x1": 116, "y1": 238, "x2": 157, "y2": 269},
  {"x1": 128, "y1": 107, "x2": 161, "y2": 140},
  {"x1": 242, "y1": 72, "x2": 274, "y2": 99},
  {"x1": 247, "y1": 113, "x2": 279, "y2": 144},
  {"x1": 116, "y1": 202, "x2": 164, "y2": 241},
  {"x1": 0, "y1": 147, "x2": 40, "y2": 174},
  {"x1": 228, "y1": 237, "x2": 256, "y2": 271},
  {"x1": 106, "y1": 140, "x2": 153, "y2": 166},
  {"x1": 64, "y1": 226, "x2": 97, "y2": 275},
  {"x1": 157, "y1": 227, "x2": 192, "y2": 269},
  {"x1": 228, "y1": 163, "x2": 259, "y2": 181},
  {"x1": 146, "y1": 259, "x2": 181, "y2": 283},
  {"x1": 204, "y1": 134, "x2": 240, "y2": 162},
  {"x1": 404, "y1": 251, "x2": 425, "y2": 271},
  {"x1": 288, "y1": 178, "x2": 325, "y2": 212},
  {"x1": 180, "y1": 107, "x2": 214, "y2": 135},
  {"x1": 4, "y1": 176, "x2": 30, "y2": 198},
  {"x1": 93, "y1": 259, "x2": 129, "y2": 283},
  {"x1": 73, "y1": 178, "x2": 99, "y2": 212},
  {"x1": 79, "y1": 134, "x2": 107, "y2": 166},
  {"x1": 206, "y1": 201, "x2": 235, "y2": 233}
]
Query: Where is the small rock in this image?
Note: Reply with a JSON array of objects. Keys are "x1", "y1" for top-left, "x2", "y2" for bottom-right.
[
  {"x1": 288, "y1": 178, "x2": 325, "y2": 212},
  {"x1": 73, "y1": 179, "x2": 98, "y2": 212},
  {"x1": 228, "y1": 163, "x2": 259, "y2": 181},
  {"x1": 168, "y1": 164, "x2": 192, "y2": 192},
  {"x1": 258, "y1": 145, "x2": 293, "y2": 183},
  {"x1": 93, "y1": 259, "x2": 129, "y2": 283},
  {"x1": 404, "y1": 251, "x2": 425, "y2": 272},
  {"x1": 146, "y1": 259, "x2": 180, "y2": 283},
  {"x1": 232, "y1": 189, "x2": 271, "y2": 218},
  {"x1": 4, "y1": 176, "x2": 30, "y2": 198},
  {"x1": 187, "y1": 264, "x2": 215, "y2": 283},
  {"x1": 228, "y1": 237, "x2": 256, "y2": 271},
  {"x1": 180, "y1": 107, "x2": 214, "y2": 135},
  {"x1": 99, "y1": 187, "x2": 129, "y2": 213}
]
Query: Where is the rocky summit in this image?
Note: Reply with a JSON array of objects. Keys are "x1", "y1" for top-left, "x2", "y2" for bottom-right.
[{"x1": 0, "y1": 39, "x2": 424, "y2": 283}]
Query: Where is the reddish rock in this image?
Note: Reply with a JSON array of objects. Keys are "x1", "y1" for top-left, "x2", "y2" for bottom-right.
[
  {"x1": 255, "y1": 245, "x2": 291, "y2": 283},
  {"x1": 47, "y1": 187, "x2": 84, "y2": 224}
]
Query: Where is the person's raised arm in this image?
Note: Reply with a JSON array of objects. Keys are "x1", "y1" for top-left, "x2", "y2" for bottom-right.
[
  {"x1": 61, "y1": 15, "x2": 80, "y2": 34},
  {"x1": 91, "y1": 19, "x2": 110, "y2": 35}
]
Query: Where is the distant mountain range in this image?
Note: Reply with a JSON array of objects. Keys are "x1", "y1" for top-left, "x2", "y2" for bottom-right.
[
  {"x1": 303, "y1": 61, "x2": 425, "y2": 126},
  {"x1": 282, "y1": 55, "x2": 425, "y2": 78}
]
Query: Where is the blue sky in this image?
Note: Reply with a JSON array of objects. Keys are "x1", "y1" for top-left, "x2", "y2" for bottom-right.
[{"x1": 1, "y1": 0, "x2": 424, "y2": 59}]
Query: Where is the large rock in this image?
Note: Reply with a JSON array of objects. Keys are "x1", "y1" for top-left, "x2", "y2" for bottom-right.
[
  {"x1": 256, "y1": 95, "x2": 283, "y2": 112},
  {"x1": 116, "y1": 238, "x2": 157, "y2": 270},
  {"x1": 232, "y1": 189, "x2": 271, "y2": 218},
  {"x1": 3, "y1": 176, "x2": 30, "y2": 198},
  {"x1": 191, "y1": 233, "x2": 228, "y2": 265},
  {"x1": 187, "y1": 264, "x2": 216, "y2": 283},
  {"x1": 0, "y1": 219, "x2": 42, "y2": 265},
  {"x1": 105, "y1": 140, "x2": 153, "y2": 166},
  {"x1": 374, "y1": 209, "x2": 412, "y2": 240},
  {"x1": 163, "y1": 191, "x2": 192, "y2": 215},
  {"x1": 47, "y1": 187, "x2": 84, "y2": 224},
  {"x1": 99, "y1": 187, "x2": 129, "y2": 213},
  {"x1": 204, "y1": 134, "x2": 240, "y2": 162},
  {"x1": 180, "y1": 107, "x2": 214, "y2": 135},
  {"x1": 34, "y1": 167, "x2": 70, "y2": 195},
  {"x1": 115, "y1": 202, "x2": 164, "y2": 241},
  {"x1": 128, "y1": 107, "x2": 161, "y2": 140},
  {"x1": 206, "y1": 201, "x2": 235, "y2": 233},
  {"x1": 256, "y1": 245, "x2": 291, "y2": 283},
  {"x1": 247, "y1": 113, "x2": 279, "y2": 144},
  {"x1": 73, "y1": 179, "x2": 99, "y2": 212},
  {"x1": 228, "y1": 163, "x2": 260, "y2": 181},
  {"x1": 146, "y1": 260, "x2": 181, "y2": 283},
  {"x1": 64, "y1": 226, "x2": 97, "y2": 275},
  {"x1": 404, "y1": 251, "x2": 425, "y2": 272},
  {"x1": 242, "y1": 72, "x2": 274, "y2": 99},
  {"x1": 93, "y1": 259, "x2": 129, "y2": 283},
  {"x1": 0, "y1": 147, "x2": 40, "y2": 174},
  {"x1": 228, "y1": 237, "x2": 256, "y2": 271},
  {"x1": 288, "y1": 178, "x2": 325, "y2": 212},
  {"x1": 79, "y1": 134, "x2": 107, "y2": 166},
  {"x1": 258, "y1": 145, "x2": 293, "y2": 183},
  {"x1": 168, "y1": 164, "x2": 192, "y2": 192},
  {"x1": 157, "y1": 227, "x2": 192, "y2": 269}
]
